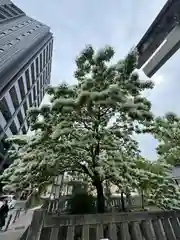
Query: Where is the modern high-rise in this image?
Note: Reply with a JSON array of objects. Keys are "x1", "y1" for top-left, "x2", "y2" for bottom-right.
[{"x1": 0, "y1": 0, "x2": 53, "y2": 170}]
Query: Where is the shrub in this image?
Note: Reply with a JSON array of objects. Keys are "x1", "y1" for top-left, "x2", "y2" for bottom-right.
[{"x1": 67, "y1": 193, "x2": 96, "y2": 214}]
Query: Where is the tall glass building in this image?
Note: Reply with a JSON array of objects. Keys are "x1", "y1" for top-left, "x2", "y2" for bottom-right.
[{"x1": 0, "y1": 0, "x2": 53, "y2": 170}]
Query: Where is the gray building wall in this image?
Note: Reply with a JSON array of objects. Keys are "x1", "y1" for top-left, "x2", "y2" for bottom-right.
[{"x1": 0, "y1": 0, "x2": 53, "y2": 170}]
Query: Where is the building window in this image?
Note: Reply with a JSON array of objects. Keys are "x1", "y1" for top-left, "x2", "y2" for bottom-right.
[
  {"x1": 18, "y1": 77, "x2": 25, "y2": 99},
  {"x1": 12, "y1": 26, "x2": 18, "y2": 30},
  {"x1": 48, "y1": 43, "x2": 51, "y2": 60},
  {"x1": 0, "y1": 97, "x2": 12, "y2": 122},
  {"x1": 28, "y1": 93, "x2": 32, "y2": 107},
  {"x1": 0, "y1": 12, "x2": 6, "y2": 20},
  {"x1": 4, "y1": 5, "x2": 18, "y2": 16},
  {"x1": 45, "y1": 46, "x2": 48, "y2": 64},
  {"x1": 0, "y1": 156, "x2": 4, "y2": 166},
  {"x1": 10, "y1": 4, "x2": 24, "y2": 14},
  {"x1": 46, "y1": 64, "x2": 48, "y2": 76},
  {"x1": 34, "y1": 101, "x2": 37, "y2": 107},
  {"x1": 35, "y1": 57, "x2": 39, "y2": 78},
  {"x1": 44, "y1": 68, "x2": 47, "y2": 80},
  {"x1": 0, "y1": 142, "x2": 5, "y2": 156},
  {"x1": 0, "y1": 137, "x2": 10, "y2": 155},
  {"x1": 47, "y1": 76, "x2": 50, "y2": 85},
  {"x1": 16, "y1": 38, "x2": 20, "y2": 42},
  {"x1": 21, "y1": 125, "x2": 26, "y2": 134},
  {"x1": 0, "y1": 125, "x2": 3, "y2": 135},
  {"x1": 17, "y1": 110, "x2": 24, "y2": 126},
  {"x1": 43, "y1": 71, "x2": 46, "y2": 85},
  {"x1": 0, "y1": 6, "x2": 12, "y2": 18},
  {"x1": 43, "y1": 49, "x2": 46, "y2": 68},
  {"x1": 9, "y1": 121, "x2": 18, "y2": 135},
  {"x1": 40, "y1": 75, "x2": 43, "y2": 89},
  {"x1": 49, "y1": 62, "x2": 51, "y2": 74},
  {"x1": 49, "y1": 42, "x2": 52, "y2": 58},
  {"x1": 23, "y1": 101, "x2": 28, "y2": 116},
  {"x1": 9, "y1": 86, "x2": 19, "y2": 110},
  {"x1": 37, "y1": 95, "x2": 40, "y2": 106},
  {"x1": 40, "y1": 53, "x2": 43, "y2": 72},
  {"x1": 40, "y1": 91, "x2": 42, "y2": 103},
  {"x1": 26, "y1": 116, "x2": 30, "y2": 126},
  {"x1": 46, "y1": 45, "x2": 49, "y2": 61},
  {"x1": 40, "y1": 88, "x2": 44, "y2": 101},
  {"x1": 33, "y1": 86, "x2": 36, "y2": 102},
  {"x1": 25, "y1": 69, "x2": 31, "y2": 91},
  {"x1": 31, "y1": 62, "x2": 35, "y2": 83},
  {"x1": 0, "y1": 32, "x2": 5, "y2": 37},
  {"x1": 47, "y1": 63, "x2": 49, "y2": 76},
  {"x1": 48, "y1": 63, "x2": 51, "y2": 75},
  {"x1": 49, "y1": 42, "x2": 53, "y2": 58},
  {"x1": 37, "y1": 80, "x2": 40, "y2": 96}
]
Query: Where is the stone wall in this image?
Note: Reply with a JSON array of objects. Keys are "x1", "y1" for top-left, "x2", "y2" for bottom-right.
[{"x1": 26, "y1": 209, "x2": 180, "y2": 240}]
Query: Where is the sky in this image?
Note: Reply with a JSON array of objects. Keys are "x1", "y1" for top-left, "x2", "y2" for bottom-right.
[{"x1": 14, "y1": 0, "x2": 180, "y2": 160}]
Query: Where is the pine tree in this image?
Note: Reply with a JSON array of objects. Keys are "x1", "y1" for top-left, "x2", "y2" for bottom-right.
[
  {"x1": 1, "y1": 45, "x2": 154, "y2": 213},
  {"x1": 0, "y1": 134, "x2": 58, "y2": 193},
  {"x1": 134, "y1": 159, "x2": 180, "y2": 210},
  {"x1": 149, "y1": 112, "x2": 180, "y2": 166},
  {"x1": 147, "y1": 162, "x2": 180, "y2": 209}
]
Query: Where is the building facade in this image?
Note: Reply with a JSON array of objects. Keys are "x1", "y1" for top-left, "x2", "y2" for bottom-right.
[
  {"x1": 171, "y1": 165, "x2": 180, "y2": 185},
  {"x1": 0, "y1": 0, "x2": 53, "y2": 170}
]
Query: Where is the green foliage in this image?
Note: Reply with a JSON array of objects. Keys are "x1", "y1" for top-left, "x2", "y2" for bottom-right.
[
  {"x1": 140, "y1": 112, "x2": 180, "y2": 209},
  {"x1": 67, "y1": 193, "x2": 96, "y2": 214},
  {"x1": 0, "y1": 134, "x2": 56, "y2": 192},
  {"x1": 3, "y1": 45, "x2": 178, "y2": 211},
  {"x1": 148, "y1": 178, "x2": 180, "y2": 210},
  {"x1": 111, "y1": 156, "x2": 180, "y2": 210},
  {"x1": 149, "y1": 113, "x2": 180, "y2": 165}
]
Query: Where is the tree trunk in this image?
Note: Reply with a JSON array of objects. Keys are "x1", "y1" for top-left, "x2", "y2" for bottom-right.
[
  {"x1": 141, "y1": 190, "x2": 144, "y2": 210},
  {"x1": 93, "y1": 178, "x2": 105, "y2": 213},
  {"x1": 121, "y1": 191, "x2": 125, "y2": 212},
  {"x1": 126, "y1": 192, "x2": 132, "y2": 212}
]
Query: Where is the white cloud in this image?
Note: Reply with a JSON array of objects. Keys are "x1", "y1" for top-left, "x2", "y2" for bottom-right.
[{"x1": 152, "y1": 74, "x2": 164, "y2": 87}]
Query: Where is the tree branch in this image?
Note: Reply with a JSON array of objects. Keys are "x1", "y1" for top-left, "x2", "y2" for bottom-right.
[{"x1": 77, "y1": 162, "x2": 93, "y2": 178}]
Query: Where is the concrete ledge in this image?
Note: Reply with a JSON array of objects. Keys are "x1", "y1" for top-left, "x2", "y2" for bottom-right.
[{"x1": 142, "y1": 24, "x2": 180, "y2": 77}]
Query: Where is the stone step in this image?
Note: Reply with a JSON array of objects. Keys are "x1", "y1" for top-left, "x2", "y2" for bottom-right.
[{"x1": 0, "y1": 206, "x2": 41, "y2": 239}]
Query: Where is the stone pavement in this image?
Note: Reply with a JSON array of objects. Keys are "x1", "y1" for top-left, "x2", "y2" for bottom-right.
[
  {"x1": 0, "y1": 229, "x2": 26, "y2": 240},
  {"x1": 0, "y1": 206, "x2": 41, "y2": 240}
]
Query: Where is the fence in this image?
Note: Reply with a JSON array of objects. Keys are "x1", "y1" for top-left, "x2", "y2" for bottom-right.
[{"x1": 26, "y1": 209, "x2": 180, "y2": 240}]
